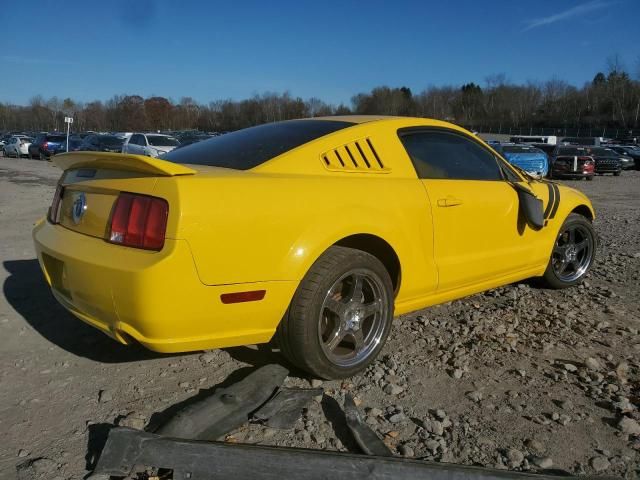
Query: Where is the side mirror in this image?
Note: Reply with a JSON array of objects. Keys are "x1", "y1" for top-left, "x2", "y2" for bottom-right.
[{"x1": 512, "y1": 183, "x2": 544, "y2": 230}]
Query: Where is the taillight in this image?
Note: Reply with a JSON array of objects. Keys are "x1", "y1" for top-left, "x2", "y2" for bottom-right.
[
  {"x1": 109, "y1": 193, "x2": 168, "y2": 251},
  {"x1": 48, "y1": 185, "x2": 63, "y2": 223},
  {"x1": 41, "y1": 142, "x2": 49, "y2": 150}
]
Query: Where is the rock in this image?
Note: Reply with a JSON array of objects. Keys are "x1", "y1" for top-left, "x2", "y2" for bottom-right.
[
  {"x1": 117, "y1": 412, "x2": 146, "y2": 430},
  {"x1": 584, "y1": 357, "x2": 601, "y2": 371},
  {"x1": 525, "y1": 439, "x2": 545, "y2": 455},
  {"x1": 399, "y1": 444, "x2": 414, "y2": 457},
  {"x1": 558, "y1": 399, "x2": 574, "y2": 410},
  {"x1": 434, "y1": 409, "x2": 447, "y2": 420},
  {"x1": 424, "y1": 439, "x2": 440, "y2": 452},
  {"x1": 199, "y1": 352, "x2": 217, "y2": 364},
  {"x1": 423, "y1": 419, "x2": 444, "y2": 436},
  {"x1": 507, "y1": 448, "x2": 525, "y2": 467},
  {"x1": 466, "y1": 390, "x2": 483, "y2": 403},
  {"x1": 590, "y1": 456, "x2": 610, "y2": 472},
  {"x1": 98, "y1": 389, "x2": 113, "y2": 403},
  {"x1": 612, "y1": 397, "x2": 635, "y2": 413},
  {"x1": 389, "y1": 413, "x2": 406, "y2": 424},
  {"x1": 17, "y1": 449, "x2": 29, "y2": 457},
  {"x1": 384, "y1": 384, "x2": 404, "y2": 395},
  {"x1": 617, "y1": 416, "x2": 640, "y2": 435},
  {"x1": 615, "y1": 362, "x2": 629, "y2": 382},
  {"x1": 178, "y1": 382, "x2": 190, "y2": 388},
  {"x1": 532, "y1": 456, "x2": 553, "y2": 469},
  {"x1": 310, "y1": 379, "x2": 323, "y2": 388},
  {"x1": 451, "y1": 369, "x2": 464, "y2": 379},
  {"x1": 368, "y1": 407, "x2": 383, "y2": 417},
  {"x1": 563, "y1": 363, "x2": 578, "y2": 373}
]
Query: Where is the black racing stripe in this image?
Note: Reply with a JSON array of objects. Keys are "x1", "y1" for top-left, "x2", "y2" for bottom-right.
[
  {"x1": 549, "y1": 183, "x2": 561, "y2": 219},
  {"x1": 543, "y1": 182, "x2": 555, "y2": 219}
]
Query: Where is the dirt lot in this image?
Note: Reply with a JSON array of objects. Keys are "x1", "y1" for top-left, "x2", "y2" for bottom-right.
[{"x1": 1, "y1": 157, "x2": 639, "y2": 479}]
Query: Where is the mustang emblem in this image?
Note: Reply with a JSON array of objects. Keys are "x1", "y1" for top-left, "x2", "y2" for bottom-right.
[{"x1": 71, "y1": 192, "x2": 87, "y2": 225}]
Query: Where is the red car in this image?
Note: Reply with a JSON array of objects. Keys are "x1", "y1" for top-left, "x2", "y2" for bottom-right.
[{"x1": 550, "y1": 146, "x2": 595, "y2": 181}]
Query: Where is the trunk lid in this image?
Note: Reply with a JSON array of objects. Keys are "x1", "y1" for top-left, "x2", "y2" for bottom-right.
[{"x1": 51, "y1": 152, "x2": 196, "y2": 240}]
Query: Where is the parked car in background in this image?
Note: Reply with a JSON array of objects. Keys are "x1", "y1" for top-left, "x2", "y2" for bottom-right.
[
  {"x1": 29, "y1": 133, "x2": 68, "y2": 160},
  {"x1": 66, "y1": 137, "x2": 84, "y2": 152},
  {"x1": 122, "y1": 133, "x2": 180, "y2": 157},
  {"x1": 609, "y1": 145, "x2": 640, "y2": 170},
  {"x1": 78, "y1": 134, "x2": 126, "y2": 153},
  {"x1": 494, "y1": 144, "x2": 548, "y2": 178},
  {"x1": 3, "y1": 135, "x2": 33, "y2": 157},
  {"x1": 530, "y1": 143, "x2": 556, "y2": 157},
  {"x1": 585, "y1": 147, "x2": 622, "y2": 176},
  {"x1": 550, "y1": 146, "x2": 595, "y2": 180}
]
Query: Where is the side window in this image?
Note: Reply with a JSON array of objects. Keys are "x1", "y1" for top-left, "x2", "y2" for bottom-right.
[
  {"x1": 399, "y1": 130, "x2": 503, "y2": 181},
  {"x1": 131, "y1": 134, "x2": 141, "y2": 145},
  {"x1": 141, "y1": 135, "x2": 148, "y2": 146}
]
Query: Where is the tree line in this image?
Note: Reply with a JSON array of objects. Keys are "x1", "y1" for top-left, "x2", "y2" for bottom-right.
[{"x1": 1, "y1": 58, "x2": 639, "y2": 135}]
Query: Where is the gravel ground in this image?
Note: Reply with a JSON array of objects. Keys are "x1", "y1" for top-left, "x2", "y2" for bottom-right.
[{"x1": 0, "y1": 157, "x2": 638, "y2": 479}]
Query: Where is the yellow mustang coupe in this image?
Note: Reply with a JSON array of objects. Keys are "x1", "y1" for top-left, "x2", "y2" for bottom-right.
[{"x1": 33, "y1": 116, "x2": 596, "y2": 379}]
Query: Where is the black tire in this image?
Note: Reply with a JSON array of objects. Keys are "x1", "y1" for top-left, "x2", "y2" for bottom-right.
[
  {"x1": 40, "y1": 152, "x2": 47, "y2": 161},
  {"x1": 277, "y1": 246, "x2": 394, "y2": 379},
  {"x1": 586, "y1": 176, "x2": 594, "y2": 181},
  {"x1": 541, "y1": 213, "x2": 596, "y2": 289},
  {"x1": 613, "y1": 171, "x2": 621, "y2": 176}
]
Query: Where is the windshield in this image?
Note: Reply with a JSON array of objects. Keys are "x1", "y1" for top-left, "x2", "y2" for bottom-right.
[
  {"x1": 589, "y1": 147, "x2": 615, "y2": 156},
  {"x1": 98, "y1": 135, "x2": 125, "y2": 146},
  {"x1": 147, "y1": 135, "x2": 180, "y2": 147},
  {"x1": 501, "y1": 145, "x2": 542, "y2": 154},
  {"x1": 163, "y1": 120, "x2": 356, "y2": 170}
]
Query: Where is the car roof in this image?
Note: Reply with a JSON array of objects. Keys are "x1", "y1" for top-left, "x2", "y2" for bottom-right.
[{"x1": 310, "y1": 115, "x2": 400, "y2": 124}]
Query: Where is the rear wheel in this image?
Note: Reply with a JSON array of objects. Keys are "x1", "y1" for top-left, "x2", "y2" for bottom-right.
[
  {"x1": 277, "y1": 246, "x2": 394, "y2": 379},
  {"x1": 586, "y1": 176, "x2": 594, "y2": 181},
  {"x1": 541, "y1": 213, "x2": 596, "y2": 289}
]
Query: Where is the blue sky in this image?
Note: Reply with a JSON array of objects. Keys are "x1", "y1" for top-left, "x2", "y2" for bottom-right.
[{"x1": 0, "y1": 0, "x2": 638, "y2": 106}]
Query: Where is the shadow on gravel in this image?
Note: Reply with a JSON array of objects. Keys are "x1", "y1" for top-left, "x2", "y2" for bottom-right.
[
  {"x1": 3, "y1": 259, "x2": 171, "y2": 363},
  {"x1": 85, "y1": 423, "x2": 114, "y2": 471},
  {"x1": 223, "y1": 344, "x2": 305, "y2": 378}
]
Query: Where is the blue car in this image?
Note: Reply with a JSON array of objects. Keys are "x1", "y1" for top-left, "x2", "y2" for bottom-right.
[{"x1": 494, "y1": 144, "x2": 549, "y2": 178}]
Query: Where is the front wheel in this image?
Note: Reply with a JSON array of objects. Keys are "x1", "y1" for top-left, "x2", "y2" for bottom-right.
[
  {"x1": 277, "y1": 246, "x2": 394, "y2": 379},
  {"x1": 541, "y1": 213, "x2": 596, "y2": 289}
]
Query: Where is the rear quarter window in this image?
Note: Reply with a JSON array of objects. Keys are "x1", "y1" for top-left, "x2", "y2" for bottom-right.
[{"x1": 162, "y1": 120, "x2": 355, "y2": 170}]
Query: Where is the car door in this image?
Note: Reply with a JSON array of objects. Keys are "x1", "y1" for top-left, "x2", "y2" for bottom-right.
[
  {"x1": 399, "y1": 128, "x2": 538, "y2": 293},
  {"x1": 127, "y1": 134, "x2": 141, "y2": 154},
  {"x1": 140, "y1": 135, "x2": 151, "y2": 156}
]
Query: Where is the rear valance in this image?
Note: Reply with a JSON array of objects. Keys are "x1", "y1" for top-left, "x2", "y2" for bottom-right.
[{"x1": 53, "y1": 152, "x2": 197, "y2": 176}]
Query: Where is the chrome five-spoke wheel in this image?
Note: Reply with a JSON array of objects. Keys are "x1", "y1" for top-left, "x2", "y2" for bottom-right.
[
  {"x1": 552, "y1": 224, "x2": 593, "y2": 282},
  {"x1": 277, "y1": 246, "x2": 394, "y2": 379},
  {"x1": 543, "y1": 213, "x2": 596, "y2": 288},
  {"x1": 319, "y1": 270, "x2": 387, "y2": 368}
]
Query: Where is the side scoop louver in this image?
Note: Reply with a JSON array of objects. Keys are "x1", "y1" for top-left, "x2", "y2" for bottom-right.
[{"x1": 322, "y1": 138, "x2": 390, "y2": 173}]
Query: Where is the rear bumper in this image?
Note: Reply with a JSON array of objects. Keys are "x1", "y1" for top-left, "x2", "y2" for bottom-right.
[{"x1": 33, "y1": 219, "x2": 297, "y2": 352}]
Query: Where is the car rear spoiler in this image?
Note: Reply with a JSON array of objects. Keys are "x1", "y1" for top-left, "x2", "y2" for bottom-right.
[{"x1": 53, "y1": 151, "x2": 197, "y2": 176}]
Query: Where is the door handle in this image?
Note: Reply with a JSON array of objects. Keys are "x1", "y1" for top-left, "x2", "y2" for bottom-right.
[{"x1": 437, "y1": 197, "x2": 463, "y2": 207}]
